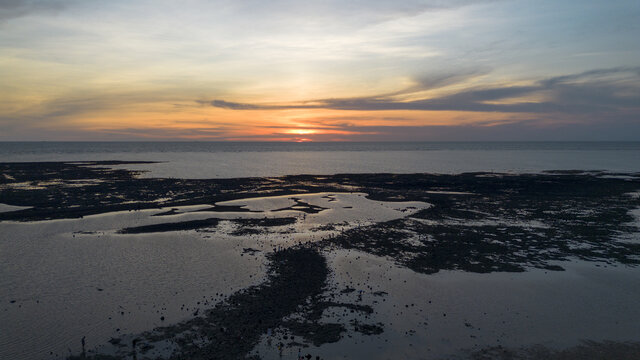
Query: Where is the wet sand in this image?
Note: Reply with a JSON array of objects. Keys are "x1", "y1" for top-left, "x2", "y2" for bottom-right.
[{"x1": 1, "y1": 161, "x2": 640, "y2": 359}]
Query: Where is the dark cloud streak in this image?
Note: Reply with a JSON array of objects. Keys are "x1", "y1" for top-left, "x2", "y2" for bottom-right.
[
  {"x1": 210, "y1": 100, "x2": 268, "y2": 110},
  {"x1": 0, "y1": 0, "x2": 74, "y2": 21}
]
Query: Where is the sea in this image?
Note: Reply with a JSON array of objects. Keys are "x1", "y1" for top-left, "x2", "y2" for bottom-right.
[{"x1": 0, "y1": 141, "x2": 639, "y2": 178}]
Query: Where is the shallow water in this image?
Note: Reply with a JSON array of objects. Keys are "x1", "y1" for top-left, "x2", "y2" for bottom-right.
[
  {"x1": 0, "y1": 219, "x2": 265, "y2": 359},
  {"x1": 0, "y1": 193, "x2": 427, "y2": 360},
  {"x1": 253, "y1": 250, "x2": 640, "y2": 359},
  {"x1": 0, "y1": 203, "x2": 31, "y2": 213}
]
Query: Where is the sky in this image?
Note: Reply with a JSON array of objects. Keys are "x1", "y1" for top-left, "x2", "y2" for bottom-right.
[{"x1": 0, "y1": 0, "x2": 639, "y2": 141}]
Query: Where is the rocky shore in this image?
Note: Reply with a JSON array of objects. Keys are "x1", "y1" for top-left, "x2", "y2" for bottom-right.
[{"x1": 2, "y1": 161, "x2": 640, "y2": 359}]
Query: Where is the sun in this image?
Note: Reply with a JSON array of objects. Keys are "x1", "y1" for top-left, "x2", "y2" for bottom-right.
[{"x1": 285, "y1": 129, "x2": 317, "y2": 135}]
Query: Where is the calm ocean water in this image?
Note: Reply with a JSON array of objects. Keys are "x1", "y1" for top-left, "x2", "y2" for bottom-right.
[{"x1": 0, "y1": 141, "x2": 639, "y2": 178}]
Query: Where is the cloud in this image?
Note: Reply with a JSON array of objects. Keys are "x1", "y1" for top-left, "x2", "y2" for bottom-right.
[
  {"x1": 229, "y1": 0, "x2": 498, "y2": 28},
  {"x1": 5, "y1": 116, "x2": 638, "y2": 141},
  {"x1": 210, "y1": 100, "x2": 266, "y2": 110},
  {"x1": 411, "y1": 68, "x2": 490, "y2": 91},
  {"x1": 266, "y1": 115, "x2": 640, "y2": 141},
  {"x1": 209, "y1": 67, "x2": 640, "y2": 115},
  {"x1": 0, "y1": 0, "x2": 74, "y2": 21},
  {"x1": 95, "y1": 127, "x2": 227, "y2": 139},
  {"x1": 539, "y1": 67, "x2": 640, "y2": 87}
]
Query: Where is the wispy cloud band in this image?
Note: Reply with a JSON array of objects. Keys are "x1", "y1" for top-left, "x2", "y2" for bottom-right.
[{"x1": 209, "y1": 67, "x2": 640, "y2": 114}]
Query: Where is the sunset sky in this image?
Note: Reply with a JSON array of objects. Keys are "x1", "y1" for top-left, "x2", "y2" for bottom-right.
[{"x1": 1, "y1": 0, "x2": 639, "y2": 141}]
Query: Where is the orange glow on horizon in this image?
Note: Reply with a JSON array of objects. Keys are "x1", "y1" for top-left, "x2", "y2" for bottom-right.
[
  {"x1": 285, "y1": 129, "x2": 318, "y2": 135},
  {"x1": 32, "y1": 100, "x2": 535, "y2": 141}
]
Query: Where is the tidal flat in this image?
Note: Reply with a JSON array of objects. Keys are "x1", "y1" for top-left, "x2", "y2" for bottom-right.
[{"x1": 1, "y1": 161, "x2": 640, "y2": 359}]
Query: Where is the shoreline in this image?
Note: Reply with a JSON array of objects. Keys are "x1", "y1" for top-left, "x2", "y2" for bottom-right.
[
  {"x1": 2, "y1": 161, "x2": 640, "y2": 359},
  {"x1": 1, "y1": 161, "x2": 639, "y2": 222}
]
